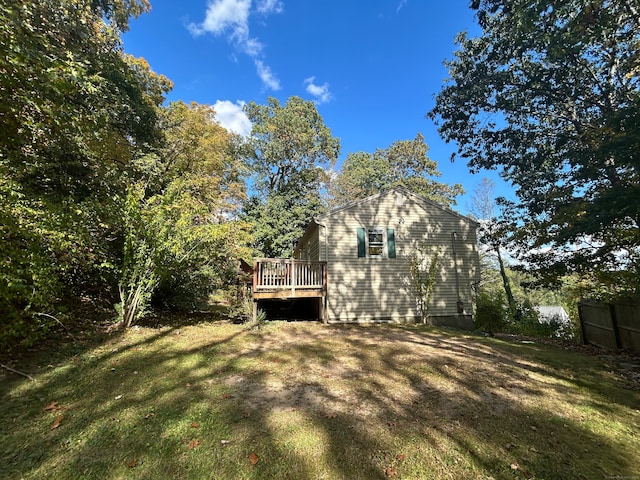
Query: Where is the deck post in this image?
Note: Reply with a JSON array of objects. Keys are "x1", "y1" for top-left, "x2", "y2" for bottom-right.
[
  {"x1": 252, "y1": 298, "x2": 257, "y2": 323},
  {"x1": 321, "y1": 294, "x2": 327, "y2": 324}
]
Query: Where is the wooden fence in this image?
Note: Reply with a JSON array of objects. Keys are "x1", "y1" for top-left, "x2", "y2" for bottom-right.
[{"x1": 579, "y1": 299, "x2": 640, "y2": 353}]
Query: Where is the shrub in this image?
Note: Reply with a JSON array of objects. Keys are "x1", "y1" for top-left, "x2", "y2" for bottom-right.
[{"x1": 475, "y1": 289, "x2": 508, "y2": 336}]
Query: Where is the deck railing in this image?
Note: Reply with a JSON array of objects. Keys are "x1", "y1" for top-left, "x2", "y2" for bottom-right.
[{"x1": 253, "y1": 259, "x2": 327, "y2": 294}]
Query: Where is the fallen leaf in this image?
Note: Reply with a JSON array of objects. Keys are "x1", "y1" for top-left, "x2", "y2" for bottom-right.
[
  {"x1": 384, "y1": 467, "x2": 397, "y2": 477},
  {"x1": 188, "y1": 439, "x2": 200, "y2": 449},
  {"x1": 395, "y1": 454, "x2": 406, "y2": 461},
  {"x1": 510, "y1": 463, "x2": 519, "y2": 470},
  {"x1": 248, "y1": 452, "x2": 259, "y2": 465},
  {"x1": 222, "y1": 394, "x2": 233, "y2": 399},
  {"x1": 221, "y1": 439, "x2": 231, "y2": 445},
  {"x1": 127, "y1": 459, "x2": 138, "y2": 468},
  {"x1": 243, "y1": 411, "x2": 251, "y2": 417},
  {"x1": 43, "y1": 401, "x2": 59, "y2": 411},
  {"x1": 50, "y1": 414, "x2": 64, "y2": 430},
  {"x1": 325, "y1": 413, "x2": 336, "y2": 419},
  {"x1": 190, "y1": 422, "x2": 200, "y2": 428},
  {"x1": 322, "y1": 374, "x2": 331, "y2": 378},
  {"x1": 115, "y1": 395, "x2": 123, "y2": 400},
  {"x1": 144, "y1": 412, "x2": 155, "y2": 419}
]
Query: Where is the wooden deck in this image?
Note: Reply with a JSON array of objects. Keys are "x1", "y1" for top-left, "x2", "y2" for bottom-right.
[{"x1": 252, "y1": 259, "x2": 328, "y2": 322}]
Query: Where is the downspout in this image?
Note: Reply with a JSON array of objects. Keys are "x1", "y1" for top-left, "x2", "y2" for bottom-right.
[{"x1": 451, "y1": 232, "x2": 464, "y2": 314}]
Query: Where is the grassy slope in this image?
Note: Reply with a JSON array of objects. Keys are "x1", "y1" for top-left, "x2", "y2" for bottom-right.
[{"x1": 1, "y1": 321, "x2": 638, "y2": 480}]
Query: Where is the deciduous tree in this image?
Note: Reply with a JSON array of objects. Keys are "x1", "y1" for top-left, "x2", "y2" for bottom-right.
[
  {"x1": 469, "y1": 178, "x2": 517, "y2": 319},
  {"x1": 0, "y1": 0, "x2": 170, "y2": 345},
  {"x1": 117, "y1": 102, "x2": 251, "y2": 323},
  {"x1": 240, "y1": 97, "x2": 340, "y2": 258},
  {"x1": 429, "y1": 0, "x2": 640, "y2": 293},
  {"x1": 329, "y1": 133, "x2": 463, "y2": 207}
]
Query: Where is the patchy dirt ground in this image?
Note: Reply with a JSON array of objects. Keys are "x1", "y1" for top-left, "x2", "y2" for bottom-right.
[{"x1": 218, "y1": 323, "x2": 639, "y2": 426}]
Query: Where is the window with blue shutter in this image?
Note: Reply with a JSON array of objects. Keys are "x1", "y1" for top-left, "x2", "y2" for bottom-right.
[
  {"x1": 387, "y1": 228, "x2": 396, "y2": 258},
  {"x1": 357, "y1": 227, "x2": 366, "y2": 258},
  {"x1": 357, "y1": 227, "x2": 397, "y2": 258}
]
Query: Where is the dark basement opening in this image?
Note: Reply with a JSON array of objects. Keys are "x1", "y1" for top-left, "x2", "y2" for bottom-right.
[{"x1": 257, "y1": 298, "x2": 322, "y2": 322}]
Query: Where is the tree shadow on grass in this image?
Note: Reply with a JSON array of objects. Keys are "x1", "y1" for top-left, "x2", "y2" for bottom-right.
[{"x1": 1, "y1": 322, "x2": 639, "y2": 479}]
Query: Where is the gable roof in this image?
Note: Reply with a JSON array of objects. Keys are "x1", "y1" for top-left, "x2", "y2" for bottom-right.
[
  {"x1": 295, "y1": 187, "x2": 477, "y2": 253},
  {"x1": 316, "y1": 187, "x2": 479, "y2": 226}
]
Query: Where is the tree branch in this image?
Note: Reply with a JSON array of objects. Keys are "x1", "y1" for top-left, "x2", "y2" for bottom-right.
[{"x1": 1, "y1": 364, "x2": 36, "y2": 382}]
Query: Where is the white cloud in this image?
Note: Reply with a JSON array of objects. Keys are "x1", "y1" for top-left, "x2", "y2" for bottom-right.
[
  {"x1": 213, "y1": 100, "x2": 252, "y2": 136},
  {"x1": 189, "y1": 0, "x2": 283, "y2": 89},
  {"x1": 256, "y1": 60, "x2": 281, "y2": 91},
  {"x1": 256, "y1": 0, "x2": 284, "y2": 15},
  {"x1": 396, "y1": 0, "x2": 408, "y2": 13},
  {"x1": 304, "y1": 76, "x2": 332, "y2": 104},
  {"x1": 188, "y1": 0, "x2": 251, "y2": 38}
]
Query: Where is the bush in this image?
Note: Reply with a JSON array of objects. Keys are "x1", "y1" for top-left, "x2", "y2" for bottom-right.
[{"x1": 475, "y1": 289, "x2": 508, "y2": 336}]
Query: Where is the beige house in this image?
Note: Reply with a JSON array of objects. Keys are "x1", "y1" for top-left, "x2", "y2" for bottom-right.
[{"x1": 252, "y1": 188, "x2": 480, "y2": 329}]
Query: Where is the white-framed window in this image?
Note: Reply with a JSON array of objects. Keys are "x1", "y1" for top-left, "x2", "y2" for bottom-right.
[
  {"x1": 367, "y1": 228, "x2": 384, "y2": 257},
  {"x1": 357, "y1": 227, "x2": 396, "y2": 258}
]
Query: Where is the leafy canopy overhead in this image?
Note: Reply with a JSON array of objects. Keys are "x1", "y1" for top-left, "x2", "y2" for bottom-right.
[
  {"x1": 329, "y1": 133, "x2": 463, "y2": 208},
  {"x1": 429, "y1": 0, "x2": 640, "y2": 290}
]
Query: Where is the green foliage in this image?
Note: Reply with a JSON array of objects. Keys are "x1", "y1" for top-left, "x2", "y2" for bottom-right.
[
  {"x1": 409, "y1": 245, "x2": 441, "y2": 323},
  {"x1": 243, "y1": 188, "x2": 325, "y2": 258},
  {"x1": 116, "y1": 186, "x2": 158, "y2": 328},
  {"x1": 329, "y1": 133, "x2": 463, "y2": 207},
  {"x1": 242, "y1": 96, "x2": 340, "y2": 195},
  {"x1": 0, "y1": 0, "x2": 171, "y2": 343},
  {"x1": 509, "y1": 298, "x2": 544, "y2": 336},
  {"x1": 114, "y1": 102, "x2": 251, "y2": 325},
  {"x1": 0, "y1": 1, "x2": 171, "y2": 200},
  {"x1": 475, "y1": 289, "x2": 508, "y2": 336},
  {"x1": 477, "y1": 255, "x2": 583, "y2": 339},
  {"x1": 240, "y1": 97, "x2": 339, "y2": 257},
  {"x1": 246, "y1": 309, "x2": 268, "y2": 330},
  {"x1": 147, "y1": 181, "x2": 251, "y2": 309},
  {"x1": 430, "y1": 0, "x2": 640, "y2": 291},
  {"x1": 0, "y1": 166, "x2": 119, "y2": 348}
]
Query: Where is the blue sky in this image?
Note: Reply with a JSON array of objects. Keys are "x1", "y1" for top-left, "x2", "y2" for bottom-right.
[{"x1": 122, "y1": 0, "x2": 512, "y2": 214}]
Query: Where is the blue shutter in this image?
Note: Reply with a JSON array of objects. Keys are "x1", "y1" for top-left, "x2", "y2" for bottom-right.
[
  {"x1": 387, "y1": 228, "x2": 396, "y2": 258},
  {"x1": 357, "y1": 227, "x2": 366, "y2": 258}
]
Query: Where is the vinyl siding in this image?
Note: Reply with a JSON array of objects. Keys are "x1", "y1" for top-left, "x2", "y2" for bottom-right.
[
  {"x1": 295, "y1": 222, "x2": 321, "y2": 261},
  {"x1": 317, "y1": 189, "x2": 479, "y2": 323}
]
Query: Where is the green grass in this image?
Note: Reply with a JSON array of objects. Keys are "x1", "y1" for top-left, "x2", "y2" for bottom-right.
[{"x1": 1, "y1": 320, "x2": 639, "y2": 479}]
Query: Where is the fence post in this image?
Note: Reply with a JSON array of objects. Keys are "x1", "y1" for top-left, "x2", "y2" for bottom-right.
[
  {"x1": 578, "y1": 302, "x2": 588, "y2": 345},
  {"x1": 609, "y1": 303, "x2": 623, "y2": 349}
]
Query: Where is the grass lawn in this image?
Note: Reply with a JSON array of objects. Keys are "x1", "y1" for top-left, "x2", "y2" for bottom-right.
[{"x1": 1, "y1": 319, "x2": 639, "y2": 479}]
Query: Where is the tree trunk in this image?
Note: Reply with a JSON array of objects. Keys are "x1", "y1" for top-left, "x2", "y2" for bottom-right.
[{"x1": 495, "y1": 245, "x2": 518, "y2": 321}]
